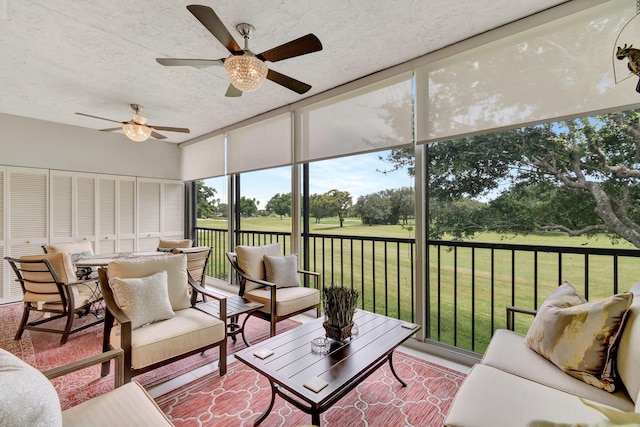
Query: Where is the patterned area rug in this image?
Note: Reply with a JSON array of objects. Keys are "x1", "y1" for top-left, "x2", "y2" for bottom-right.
[
  {"x1": 0, "y1": 302, "x2": 300, "y2": 410},
  {"x1": 156, "y1": 351, "x2": 466, "y2": 427}
]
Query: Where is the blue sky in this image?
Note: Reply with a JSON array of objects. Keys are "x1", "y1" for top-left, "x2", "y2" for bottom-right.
[{"x1": 204, "y1": 150, "x2": 413, "y2": 207}]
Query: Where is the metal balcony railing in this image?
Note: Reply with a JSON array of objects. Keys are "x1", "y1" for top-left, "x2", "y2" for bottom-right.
[{"x1": 195, "y1": 226, "x2": 640, "y2": 354}]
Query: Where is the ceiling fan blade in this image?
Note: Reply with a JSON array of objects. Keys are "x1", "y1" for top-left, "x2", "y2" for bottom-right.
[
  {"x1": 257, "y1": 34, "x2": 323, "y2": 63},
  {"x1": 150, "y1": 131, "x2": 167, "y2": 140},
  {"x1": 186, "y1": 5, "x2": 242, "y2": 54},
  {"x1": 75, "y1": 112, "x2": 124, "y2": 125},
  {"x1": 156, "y1": 58, "x2": 223, "y2": 67},
  {"x1": 149, "y1": 125, "x2": 190, "y2": 133},
  {"x1": 99, "y1": 127, "x2": 122, "y2": 132},
  {"x1": 225, "y1": 84, "x2": 243, "y2": 97},
  {"x1": 266, "y1": 69, "x2": 312, "y2": 94}
]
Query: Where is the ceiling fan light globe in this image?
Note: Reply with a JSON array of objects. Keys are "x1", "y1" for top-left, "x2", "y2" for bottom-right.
[
  {"x1": 122, "y1": 123, "x2": 152, "y2": 142},
  {"x1": 224, "y1": 54, "x2": 268, "y2": 92}
]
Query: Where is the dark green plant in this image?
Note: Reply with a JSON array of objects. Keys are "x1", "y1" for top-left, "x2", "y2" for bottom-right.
[{"x1": 323, "y1": 286, "x2": 359, "y2": 327}]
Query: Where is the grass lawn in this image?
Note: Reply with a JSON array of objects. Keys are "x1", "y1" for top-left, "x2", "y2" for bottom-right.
[{"x1": 197, "y1": 216, "x2": 638, "y2": 353}]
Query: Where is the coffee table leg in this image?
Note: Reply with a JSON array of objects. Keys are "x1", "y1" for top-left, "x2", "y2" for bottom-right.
[
  {"x1": 254, "y1": 380, "x2": 277, "y2": 426},
  {"x1": 388, "y1": 352, "x2": 407, "y2": 387},
  {"x1": 311, "y1": 411, "x2": 321, "y2": 426}
]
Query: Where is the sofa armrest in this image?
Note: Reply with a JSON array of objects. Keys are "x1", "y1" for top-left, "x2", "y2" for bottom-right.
[
  {"x1": 44, "y1": 349, "x2": 125, "y2": 388},
  {"x1": 506, "y1": 306, "x2": 538, "y2": 331}
]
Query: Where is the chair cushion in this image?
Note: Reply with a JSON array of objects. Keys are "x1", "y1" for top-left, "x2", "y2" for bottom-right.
[
  {"x1": 62, "y1": 381, "x2": 173, "y2": 427},
  {"x1": 109, "y1": 271, "x2": 175, "y2": 330},
  {"x1": 45, "y1": 241, "x2": 96, "y2": 280},
  {"x1": 158, "y1": 239, "x2": 192, "y2": 249},
  {"x1": 20, "y1": 253, "x2": 79, "y2": 303},
  {"x1": 0, "y1": 348, "x2": 62, "y2": 427},
  {"x1": 616, "y1": 282, "x2": 640, "y2": 403},
  {"x1": 482, "y1": 329, "x2": 634, "y2": 411},
  {"x1": 108, "y1": 255, "x2": 190, "y2": 311},
  {"x1": 445, "y1": 364, "x2": 607, "y2": 427},
  {"x1": 235, "y1": 244, "x2": 282, "y2": 292},
  {"x1": 109, "y1": 309, "x2": 225, "y2": 370},
  {"x1": 264, "y1": 254, "x2": 300, "y2": 288},
  {"x1": 245, "y1": 286, "x2": 319, "y2": 317},
  {"x1": 525, "y1": 283, "x2": 633, "y2": 392}
]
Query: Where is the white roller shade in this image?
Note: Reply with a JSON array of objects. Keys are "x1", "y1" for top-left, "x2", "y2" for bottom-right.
[
  {"x1": 416, "y1": 0, "x2": 640, "y2": 144},
  {"x1": 181, "y1": 134, "x2": 225, "y2": 181},
  {"x1": 298, "y1": 75, "x2": 412, "y2": 163},
  {"x1": 227, "y1": 113, "x2": 292, "y2": 174}
]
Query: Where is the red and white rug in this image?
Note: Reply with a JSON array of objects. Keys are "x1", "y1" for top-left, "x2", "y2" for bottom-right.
[
  {"x1": 0, "y1": 302, "x2": 299, "y2": 409},
  {"x1": 156, "y1": 352, "x2": 466, "y2": 427}
]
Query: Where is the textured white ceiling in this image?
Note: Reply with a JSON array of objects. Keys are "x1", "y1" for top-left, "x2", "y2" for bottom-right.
[{"x1": 0, "y1": 0, "x2": 569, "y2": 144}]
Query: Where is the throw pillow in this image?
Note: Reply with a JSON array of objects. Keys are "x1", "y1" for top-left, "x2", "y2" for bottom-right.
[
  {"x1": 0, "y1": 348, "x2": 62, "y2": 427},
  {"x1": 109, "y1": 271, "x2": 175, "y2": 329},
  {"x1": 264, "y1": 254, "x2": 301, "y2": 288},
  {"x1": 235, "y1": 243, "x2": 282, "y2": 292},
  {"x1": 525, "y1": 282, "x2": 633, "y2": 392}
]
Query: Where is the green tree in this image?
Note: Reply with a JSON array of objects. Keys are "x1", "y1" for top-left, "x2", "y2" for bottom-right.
[
  {"x1": 387, "y1": 187, "x2": 415, "y2": 225},
  {"x1": 196, "y1": 180, "x2": 217, "y2": 219},
  {"x1": 382, "y1": 110, "x2": 640, "y2": 247},
  {"x1": 266, "y1": 193, "x2": 291, "y2": 219},
  {"x1": 354, "y1": 192, "x2": 393, "y2": 225},
  {"x1": 309, "y1": 193, "x2": 333, "y2": 223},
  {"x1": 239, "y1": 196, "x2": 258, "y2": 218},
  {"x1": 325, "y1": 189, "x2": 352, "y2": 227}
]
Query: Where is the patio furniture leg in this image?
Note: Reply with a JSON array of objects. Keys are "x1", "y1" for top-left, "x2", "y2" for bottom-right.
[
  {"x1": 388, "y1": 352, "x2": 407, "y2": 387},
  {"x1": 254, "y1": 380, "x2": 277, "y2": 426}
]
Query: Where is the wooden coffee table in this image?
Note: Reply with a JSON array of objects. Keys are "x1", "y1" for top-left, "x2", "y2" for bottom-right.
[{"x1": 234, "y1": 310, "x2": 421, "y2": 426}]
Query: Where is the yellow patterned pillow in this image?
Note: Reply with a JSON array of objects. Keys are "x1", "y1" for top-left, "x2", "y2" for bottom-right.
[{"x1": 525, "y1": 282, "x2": 633, "y2": 392}]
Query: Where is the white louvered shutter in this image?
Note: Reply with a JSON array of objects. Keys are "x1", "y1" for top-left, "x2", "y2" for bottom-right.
[
  {"x1": 76, "y1": 174, "x2": 96, "y2": 243},
  {"x1": 118, "y1": 177, "x2": 136, "y2": 252},
  {"x1": 137, "y1": 179, "x2": 161, "y2": 250},
  {"x1": 50, "y1": 171, "x2": 73, "y2": 241},
  {"x1": 163, "y1": 181, "x2": 184, "y2": 238},
  {"x1": 98, "y1": 176, "x2": 117, "y2": 253}
]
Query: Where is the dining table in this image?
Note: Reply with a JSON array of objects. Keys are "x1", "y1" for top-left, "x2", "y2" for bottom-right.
[{"x1": 74, "y1": 251, "x2": 172, "y2": 268}]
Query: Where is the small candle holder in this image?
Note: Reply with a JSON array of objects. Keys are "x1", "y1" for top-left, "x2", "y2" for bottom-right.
[{"x1": 311, "y1": 336, "x2": 330, "y2": 354}]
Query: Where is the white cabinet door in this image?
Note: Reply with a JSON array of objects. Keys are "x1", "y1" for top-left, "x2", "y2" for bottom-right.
[
  {"x1": 76, "y1": 173, "x2": 97, "y2": 247},
  {"x1": 0, "y1": 167, "x2": 7, "y2": 302},
  {"x1": 118, "y1": 177, "x2": 136, "y2": 252},
  {"x1": 98, "y1": 176, "x2": 117, "y2": 253},
  {"x1": 163, "y1": 181, "x2": 184, "y2": 241},
  {"x1": 50, "y1": 171, "x2": 73, "y2": 242},
  {"x1": 6, "y1": 167, "x2": 49, "y2": 302},
  {"x1": 137, "y1": 179, "x2": 161, "y2": 251}
]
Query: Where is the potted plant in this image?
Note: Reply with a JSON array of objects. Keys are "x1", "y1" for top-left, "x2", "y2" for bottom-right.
[{"x1": 323, "y1": 285, "x2": 360, "y2": 341}]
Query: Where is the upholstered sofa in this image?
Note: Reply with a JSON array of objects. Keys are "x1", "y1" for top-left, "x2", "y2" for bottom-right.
[
  {"x1": 0, "y1": 348, "x2": 173, "y2": 426},
  {"x1": 445, "y1": 282, "x2": 640, "y2": 426}
]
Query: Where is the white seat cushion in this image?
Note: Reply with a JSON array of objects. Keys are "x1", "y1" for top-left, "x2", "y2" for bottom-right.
[
  {"x1": 62, "y1": 381, "x2": 173, "y2": 427},
  {"x1": 235, "y1": 244, "x2": 281, "y2": 292},
  {"x1": 445, "y1": 364, "x2": 607, "y2": 427},
  {"x1": 482, "y1": 329, "x2": 634, "y2": 411},
  {"x1": 245, "y1": 286, "x2": 319, "y2": 317},
  {"x1": 110, "y1": 308, "x2": 225, "y2": 370},
  {"x1": 616, "y1": 282, "x2": 640, "y2": 404}
]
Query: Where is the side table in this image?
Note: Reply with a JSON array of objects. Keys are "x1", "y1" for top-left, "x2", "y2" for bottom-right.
[{"x1": 196, "y1": 296, "x2": 264, "y2": 347}]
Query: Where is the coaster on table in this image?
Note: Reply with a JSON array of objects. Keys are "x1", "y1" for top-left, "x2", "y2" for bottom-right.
[
  {"x1": 254, "y1": 348, "x2": 274, "y2": 359},
  {"x1": 245, "y1": 301, "x2": 260, "y2": 307},
  {"x1": 401, "y1": 322, "x2": 418, "y2": 329},
  {"x1": 304, "y1": 376, "x2": 328, "y2": 393}
]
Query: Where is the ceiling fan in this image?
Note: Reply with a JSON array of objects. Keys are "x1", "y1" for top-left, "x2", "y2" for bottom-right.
[
  {"x1": 75, "y1": 104, "x2": 190, "y2": 142},
  {"x1": 156, "y1": 5, "x2": 323, "y2": 97}
]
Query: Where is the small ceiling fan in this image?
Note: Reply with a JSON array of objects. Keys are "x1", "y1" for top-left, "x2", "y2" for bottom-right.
[
  {"x1": 156, "y1": 5, "x2": 323, "y2": 97},
  {"x1": 75, "y1": 104, "x2": 190, "y2": 142}
]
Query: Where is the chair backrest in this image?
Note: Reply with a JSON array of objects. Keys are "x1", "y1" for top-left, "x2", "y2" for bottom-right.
[
  {"x1": 234, "y1": 243, "x2": 282, "y2": 281},
  {"x1": 158, "y1": 239, "x2": 193, "y2": 249},
  {"x1": 172, "y1": 246, "x2": 210, "y2": 286},
  {"x1": 106, "y1": 254, "x2": 191, "y2": 311},
  {"x1": 5, "y1": 253, "x2": 78, "y2": 303},
  {"x1": 43, "y1": 241, "x2": 96, "y2": 280}
]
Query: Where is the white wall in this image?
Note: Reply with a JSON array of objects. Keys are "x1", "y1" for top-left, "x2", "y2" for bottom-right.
[{"x1": 0, "y1": 113, "x2": 181, "y2": 179}]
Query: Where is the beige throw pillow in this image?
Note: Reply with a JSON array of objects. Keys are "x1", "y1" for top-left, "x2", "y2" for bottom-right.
[
  {"x1": 235, "y1": 243, "x2": 282, "y2": 292},
  {"x1": 525, "y1": 282, "x2": 633, "y2": 392},
  {"x1": 264, "y1": 254, "x2": 300, "y2": 288},
  {"x1": 109, "y1": 271, "x2": 175, "y2": 329}
]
